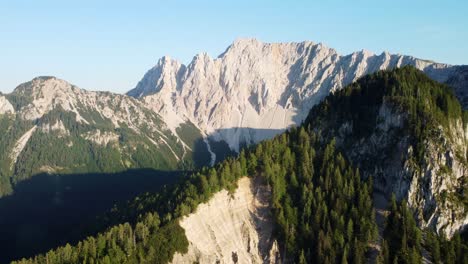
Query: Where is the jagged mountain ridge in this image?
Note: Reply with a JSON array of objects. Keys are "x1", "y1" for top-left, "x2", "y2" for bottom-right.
[
  {"x1": 128, "y1": 38, "x2": 468, "y2": 155},
  {"x1": 0, "y1": 77, "x2": 212, "y2": 196}
]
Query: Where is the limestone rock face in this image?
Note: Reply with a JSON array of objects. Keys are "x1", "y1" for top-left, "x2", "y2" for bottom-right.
[
  {"x1": 171, "y1": 177, "x2": 280, "y2": 264},
  {"x1": 337, "y1": 101, "x2": 467, "y2": 237},
  {"x1": 0, "y1": 95, "x2": 14, "y2": 114},
  {"x1": 406, "y1": 120, "x2": 468, "y2": 237},
  {"x1": 13, "y1": 77, "x2": 161, "y2": 130},
  {"x1": 129, "y1": 38, "x2": 468, "y2": 153}
]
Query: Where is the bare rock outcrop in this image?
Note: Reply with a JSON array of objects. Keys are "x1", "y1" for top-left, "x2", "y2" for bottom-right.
[
  {"x1": 171, "y1": 177, "x2": 280, "y2": 264},
  {"x1": 341, "y1": 101, "x2": 467, "y2": 237},
  {"x1": 0, "y1": 95, "x2": 14, "y2": 114}
]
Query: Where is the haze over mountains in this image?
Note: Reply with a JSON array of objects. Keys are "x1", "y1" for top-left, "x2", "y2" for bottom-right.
[{"x1": 0, "y1": 39, "x2": 467, "y2": 263}]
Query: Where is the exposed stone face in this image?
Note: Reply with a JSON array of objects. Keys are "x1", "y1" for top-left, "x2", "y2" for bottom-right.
[
  {"x1": 171, "y1": 177, "x2": 280, "y2": 264},
  {"x1": 408, "y1": 120, "x2": 468, "y2": 237},
  {"x1": 0, "y1": 95, "x2": 14, "y2": 114},
  {"x1": 83, "y1": 130, "x2": 119, "y2": 146},
  {"x1": 129, "y1": 38, "x2": 468, "y2": 153},
  {"x1": 13, "y1": 77, "x2": 161, "y2": 131},
  {"x1": 338, "y1": 101, "x2": 467, "y2": 237},
  {"x1": 9, "y1": 126, "x2": 37, "y2": 170},
  {"x1": 39, "y1": 120, "x2": 69, "y2": 136},
  {"x1": 12, "y1": 76, "x2": 203, "y2": 152}
]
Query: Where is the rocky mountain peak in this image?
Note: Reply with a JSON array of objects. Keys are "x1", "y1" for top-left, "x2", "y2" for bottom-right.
[
  {"x1": 220, "y1": 38, "x2": 326, "y2": 62},
  {"x1": 8, "y1": 77, "x2": 161, "y2": 127},
  {"x1": 228, "y1": 37, "x2": 262, "y2": 50},
  {"x1": 128, "y1": 56, "x2": 184, "y2": 98},
  {"x1": 190, "y1": 52, "x2": 214, "y2": 73},
  {"x1": 128, "y1": 39, "x2": 467, "y2": 153},
  {"x1": 159, "y1": 55, "x2": 172, "y2": 63},
  {"x1": 13, "y1": 76, "x2": 76, "y2": 97},
  {"x1": 8, "y1": 77, "x2": 91, "y2": 121},
  {"x1": 33, "y1": 76, "x2": 56, "y2": 81},
  {"x1": 157, "y1": 55, "x2": 182, "y2": 70}
]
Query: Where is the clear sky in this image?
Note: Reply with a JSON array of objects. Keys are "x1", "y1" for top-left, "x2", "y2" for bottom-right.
[{"x1": 1, "y1": 0, "x2": 467, "y2": 94}]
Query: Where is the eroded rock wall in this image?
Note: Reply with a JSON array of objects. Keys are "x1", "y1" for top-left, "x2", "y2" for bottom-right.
[{"x1": 171, "y1": 177, "x2": 280, "y2": 264}]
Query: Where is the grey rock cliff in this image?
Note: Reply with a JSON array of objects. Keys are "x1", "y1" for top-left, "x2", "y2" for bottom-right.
[
  {"x1": 129, "y1": 38, "x2": 468, "y2": 154},
  {"x1": 333, "y1": 100, "x2": 467, "y2": 237}
]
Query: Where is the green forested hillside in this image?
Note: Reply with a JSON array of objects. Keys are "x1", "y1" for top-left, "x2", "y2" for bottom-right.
[
  {"x1": 10, "y1": 67, "x2": 468, "y2": 263},
  {"x1": 305, "y1": 65, "x2": 466, "y2": 167},
  {"x1": 0, "y1": 80, "x2": 213, "y2": 197},
  {"x1": 11, "y1": 113, "x2": 378, "y2": 263},
  {"x1": 305, "y1": 66, "x2": 467, "y2": 234},
  {"x1": 0, "y1": 78, "x2": 215, "y2": 262},
  {"x1": 0, "y1": 110, "x2": 178, "y2": 194}
]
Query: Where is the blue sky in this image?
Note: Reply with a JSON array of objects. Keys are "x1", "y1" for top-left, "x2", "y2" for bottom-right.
[{"x1": 1, "y1": 0, "x2": 467, "y2": 94}]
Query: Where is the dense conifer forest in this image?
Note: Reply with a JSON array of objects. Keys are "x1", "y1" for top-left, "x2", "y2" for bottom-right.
[
  {"x1": 379, "y1": 195, "x2": 468, "y2": 264},
  {"x1": 12, "y1": 125, "x2": 378, "y2": 264}
]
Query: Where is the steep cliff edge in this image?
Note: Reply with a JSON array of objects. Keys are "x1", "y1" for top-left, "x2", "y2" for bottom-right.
[
  {"x1": 305, "y1": 66, "x2": 468, "y2": 237},
  {"x1": 171, "y1": 177, "x2": 279, "y2": 264}
]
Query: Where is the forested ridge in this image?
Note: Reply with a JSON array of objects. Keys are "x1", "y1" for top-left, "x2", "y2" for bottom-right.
[
  {"x1": 12, "y1": 125, "x2": 378, "y2": 264},
  {"x1": 0, "y1": 88, "x2": 213, "y2": 198},
  {"x1": 306, "y1": 65, "x2": 467, "y2": 168},
  {"x1": 11, "y1": 67, "x2": 468, "y2": 263}
]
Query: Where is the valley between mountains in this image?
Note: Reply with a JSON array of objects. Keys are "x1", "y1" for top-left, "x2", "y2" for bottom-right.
[{"x1": 0, "y1": 39, "x2": 467, "y2": 263}]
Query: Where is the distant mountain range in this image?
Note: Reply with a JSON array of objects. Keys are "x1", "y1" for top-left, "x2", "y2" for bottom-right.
[
  {"x1": 1, "y1": 38, "x2": 467, "y2": 196},
  {"x1": 128, "y1": 38, "x2": 468, "y2": 155},
  {"x1": 0, "y1": 39, "x2": 468, "y2": 195}
]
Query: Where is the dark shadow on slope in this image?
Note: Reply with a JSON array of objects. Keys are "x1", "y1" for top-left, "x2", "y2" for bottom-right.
[
  {"x1": 248, "y1": 176, "x2": 281, "y2": 263},
  {"x1": 199, "y1": 127, "x2": 288, "y2": 165},
  {"x1": 207, "y1": 137, "x2": 237, "y2": 163},
  {"x1": 443, "y1": 65, "x2": 468, "y2": 109},
  {"x1": 176, "y1": 122, "x2": 212, "y2": 168},
  {"x1": 176, "y1": 124, "x2": 286, "y2": 168},
  {"x1": 0, "y1": 168, "x2": 183, "y2": 263},
  {"x1": 0, "y1": 127, "x2": 293, "y2": 262}
]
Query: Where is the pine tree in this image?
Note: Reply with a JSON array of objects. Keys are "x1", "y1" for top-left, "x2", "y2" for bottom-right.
[{"x1": 299, "y1": 249, "x2": 307, "y2": 264}]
